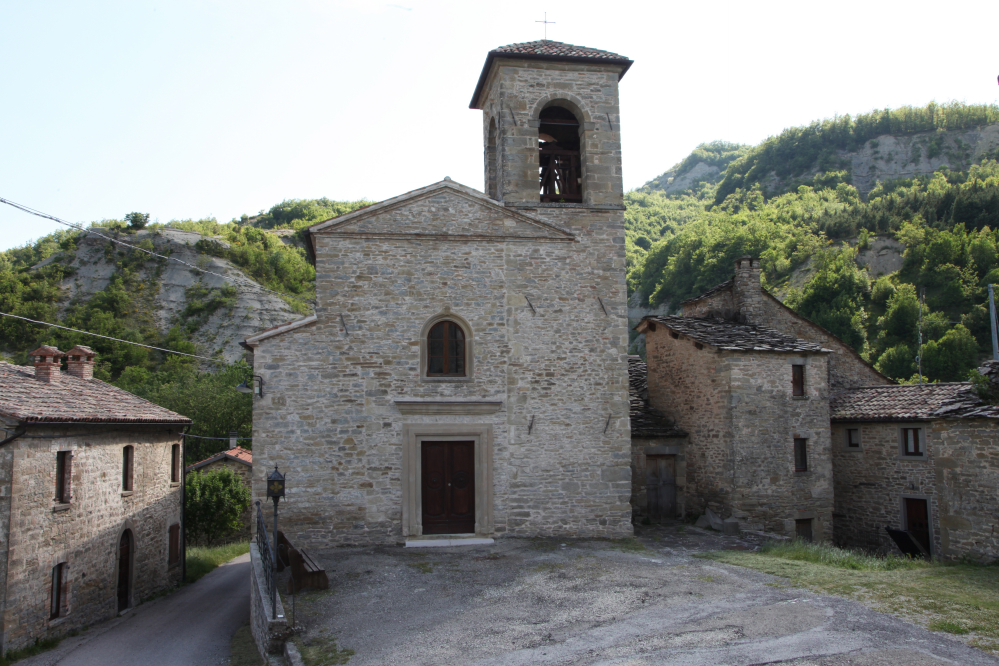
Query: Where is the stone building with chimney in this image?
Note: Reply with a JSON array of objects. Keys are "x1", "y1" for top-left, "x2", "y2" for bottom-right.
[
  {"x1": 243, "y1": 40, "x2": 636, "y2": 547},
  {"x1": 0, "y1": 345, "x2": 189, "y2": 653}
]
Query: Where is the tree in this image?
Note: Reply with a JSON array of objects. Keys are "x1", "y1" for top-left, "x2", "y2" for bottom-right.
[
  {"x1": 125, "y1": 212, "x2": 150, "y2": 230},
  {"x1": 921, "y1": 324, "x2": 980, "y2": 382},
  {"x1": 185, "y1": 468, "x2": 251, "y2": 546}
]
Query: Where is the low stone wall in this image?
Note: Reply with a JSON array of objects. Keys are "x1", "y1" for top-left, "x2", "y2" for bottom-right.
[{"x1": 249, "y1": 543, "x2": 290, "y2": 659}]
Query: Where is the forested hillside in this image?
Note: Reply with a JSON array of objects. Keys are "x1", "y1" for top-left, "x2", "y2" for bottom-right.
[
  {"x1": 627, "y1": 101, "x2": 999, "y2": 385},
  {"x1": 0, "y1": 198, "x2": 369, "y2": 461}
]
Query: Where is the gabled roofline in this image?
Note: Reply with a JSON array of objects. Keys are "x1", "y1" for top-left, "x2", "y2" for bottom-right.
[
  {"x1": 243, "y1": 314, "x2": 318, "y2": 347},
  {"x1": 470, "y1": 51, "x2": 633, "y2": 110},
  {"x1": 307, "y1": 179, "x2": 573, "y2": 237},
  {"x1": 185, "y1": 449, "x2": 253, "y2": 473},
  {"x1": 636, "y1": 316, "x2": 833, "y2": 354}
]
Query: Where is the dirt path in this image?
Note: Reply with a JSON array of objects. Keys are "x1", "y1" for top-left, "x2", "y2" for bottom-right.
[{"x1": 290, "y1": 526, "x2": 998, "y2": 665}]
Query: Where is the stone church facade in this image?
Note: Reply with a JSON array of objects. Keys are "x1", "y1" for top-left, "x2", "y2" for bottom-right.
[{"x1": 244, "y1": 41, "x2": 636, "y2": 547}]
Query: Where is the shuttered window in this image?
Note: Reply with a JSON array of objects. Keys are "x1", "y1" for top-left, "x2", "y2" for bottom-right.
[
  {"x1": 122, "y1": 446, "x2": 134, "y2": 492},
  {"x1": 901, "y1": 428, "x2": 923, "y2": 456},
  {"x1": 55, "y1": 451, "x2": 72, "y2": 503},
  {"x1": 794, "y1": 438, "x2": 808, "y2": 472},
  {"x1": 792, "y1": 365, "x2": 805, "y2": 396},
  {"x1": 50, "y1": 563, "x2": 65, "y2": 619}
]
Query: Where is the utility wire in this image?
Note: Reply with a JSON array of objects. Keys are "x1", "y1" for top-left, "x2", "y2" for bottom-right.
[
  {"x1": 0, "y1": 311, "x2": 227, "y2": 364},
  {"x1": 0, "y1": 196, "x2": 315, "y2": 306}
]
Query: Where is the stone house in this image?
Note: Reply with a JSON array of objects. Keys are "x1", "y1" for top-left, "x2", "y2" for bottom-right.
[
  {"x1": 243, "y1": 40, "x2": 636, "y2": 547},
  {"x1": 633, "y1": 258, "x2": 892, "y2": 541},
  {"x1": 186, "y1": 443, "x2": 253, "y2": 542},
  {"x1": 0, "y1": 346, "x2": 189, "y2": 653},
  {"x1": 831, "y1": 379, "x2": 999, "y2": 560}
]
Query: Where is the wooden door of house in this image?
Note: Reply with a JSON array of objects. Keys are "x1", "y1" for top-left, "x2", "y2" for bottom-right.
[
  {"x1": 422, "y1": 441, "x2": 475, "y2": 535},
  {"x1": 117, "y1": 530, "x2": 131, "y2": 612},
  {"x1": 905, "y1": 498, "x2": 931, "y2": 555},
  {"x1": 645, "y1": 455, "x2": 676, "y2": 522}
]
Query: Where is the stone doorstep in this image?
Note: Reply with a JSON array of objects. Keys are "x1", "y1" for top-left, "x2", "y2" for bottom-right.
[{"x1": 405, "y1": 536, "x2": 495, "y2": 548}]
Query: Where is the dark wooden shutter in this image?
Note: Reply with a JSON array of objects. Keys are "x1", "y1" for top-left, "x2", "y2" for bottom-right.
[
  {"x1": 64, "y1": 452, "x2": 73, "y2": 502},
  {"x1": 794, "y1": 438, "x2": 808, "y2": 472},
  {"x1": 792, "y1": 365, "x2": 804, "y2": 396}
]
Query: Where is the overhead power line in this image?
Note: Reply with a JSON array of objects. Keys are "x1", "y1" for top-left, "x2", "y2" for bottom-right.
[
  {"x1": 0, "y1": 196, "x2": 315, "y2": 305},
  {"x1": 0, "y1": 311, "x2": 226, "y2": 364}
]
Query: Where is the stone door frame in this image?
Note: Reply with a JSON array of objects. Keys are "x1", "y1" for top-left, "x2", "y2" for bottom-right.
[{"x1": 401, "y1": 424, "x2": 493, "y2": 537}]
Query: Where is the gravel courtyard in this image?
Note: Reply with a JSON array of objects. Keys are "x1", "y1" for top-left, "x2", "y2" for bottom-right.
[{"x1": 290, "y1": 526, "x2": 998, "y2": 665}]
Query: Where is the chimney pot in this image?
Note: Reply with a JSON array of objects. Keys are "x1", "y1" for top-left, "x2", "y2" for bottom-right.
[
  {"x1": 29, "y1": 345, "x2": 65, "y2": 383},
  {"x1": 65, "y1": 345, "x2": 97, "y2": 381}
]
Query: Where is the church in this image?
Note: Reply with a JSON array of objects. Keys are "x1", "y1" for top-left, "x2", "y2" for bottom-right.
[
  {"x1": 243, "y1": 41, "x2": 999, "y2": 561},
  {"x1": 243, "y1": 41, "x2": 636, "y2": 546}
]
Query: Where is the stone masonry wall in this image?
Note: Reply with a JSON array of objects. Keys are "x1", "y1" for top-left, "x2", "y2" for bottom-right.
[
  {"x1": 478, "y1": 59, "x2": 625, "y2": 207},
  {"x1": 831, "y1": 421, "x2": 941, "y2": 556},
  {"x1": 932, "y1": 420, "x2": 999, "y2": 561},
  {"x1": 250, "y1": 197, "x2": 632, "y2": 548},
  {"x1": 646, "y1": 326, "x2": 833, "y2": 538},
  {"x1": 645, "y1": 326, "x2": 732, "y2": 518},
  {"x1": 1, "y1": 426, "x2": 183, "y2": 653}
]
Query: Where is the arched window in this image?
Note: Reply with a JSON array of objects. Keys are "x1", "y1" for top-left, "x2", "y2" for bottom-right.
[
  {"x1": 538, "y1": 105, "x2": 582, "y2": 203},
  {"x1": 427, "y1": 321, "x2": 465, "y2": 376}
]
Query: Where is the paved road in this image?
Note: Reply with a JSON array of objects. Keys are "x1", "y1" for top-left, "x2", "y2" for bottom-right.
[{"x1": 22, "y1": 553, "x2": 250, "y2": 666}]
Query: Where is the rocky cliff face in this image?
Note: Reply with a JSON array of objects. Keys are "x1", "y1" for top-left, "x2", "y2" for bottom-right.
[{"x1": 37, "y1": 227, "x2": 304, "y2": 363}]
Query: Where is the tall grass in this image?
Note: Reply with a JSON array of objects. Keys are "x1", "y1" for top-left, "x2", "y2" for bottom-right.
[
  {"x1": 759, "y1": 539, "x2": 927, "y2": 571},
  {"x1": 186, "y1": 541, "x2": 250, "y2": 584}
]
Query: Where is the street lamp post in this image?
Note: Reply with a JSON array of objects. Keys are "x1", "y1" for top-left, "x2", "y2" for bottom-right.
[{"x1": 266, "y1": 466, "x2": 285, "y2": 619}]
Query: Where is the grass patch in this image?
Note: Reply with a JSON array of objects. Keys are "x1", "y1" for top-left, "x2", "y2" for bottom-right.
[
  {"x1": 295, "y1": 633, "x2": 354, "y2": 665},
  {"x1": 699, "y1": 540, "x2": 999, "y2": 654},
  {"x1": 186, "y1": 541, "x2": 250, "y2": 584},
  {"x1": 408, "y1": 562, "x2": 433, "y2": 574},
  {"x1": 2, "y1": 637, "x2": 61, "y2": 664},
  {"x1": 229, "y1": 623, "x2": 264, "y2": 665}
]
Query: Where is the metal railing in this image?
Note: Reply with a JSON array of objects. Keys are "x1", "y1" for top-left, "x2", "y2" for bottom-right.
[{"x1": 255, "y1": 500, "x2": 277, "y2": 617}]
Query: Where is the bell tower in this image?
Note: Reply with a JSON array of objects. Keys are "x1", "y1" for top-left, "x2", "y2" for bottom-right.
[{"x1": 470, "y1": 41, "x2": 632, "y2": 207}]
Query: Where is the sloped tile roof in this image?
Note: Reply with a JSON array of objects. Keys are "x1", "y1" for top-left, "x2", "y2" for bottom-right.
[
  {"x1": 471, "y1": 40, "x2": 632, "y2": 109},
  {"x1": 831, "y1": 383, "x2": 999, "y2": 421},
  {"x1": 492, "y1": 40, "x2": 629, "y2": 60},
  {"x1": 186, "y1": 446, "x2": 253, "y2": 472},
  {"x1": 644, "y1": 316, "x2": 830, "y2": 353},
  {"x1": 681, "y1": 278, "x2": 733, "y2": 304},
  {"x1": 0, "y1": 362, "x2": 191, "y2": 424},
  {"x1": 628, "y1": 357, "x2": 686, "y2": 438}
]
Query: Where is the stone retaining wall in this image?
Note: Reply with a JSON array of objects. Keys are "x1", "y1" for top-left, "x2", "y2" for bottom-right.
[{"x1": 249, "y1": 542, "x2": 289, "y2": 659}]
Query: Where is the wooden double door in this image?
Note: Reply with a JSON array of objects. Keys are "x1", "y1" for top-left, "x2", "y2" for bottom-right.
[
  {"x1": 645, "y1": 455, "x2": 676, "y2": 522},
  {"x1": 422, "y1": 441, "x2": 475, "y2": 535}
]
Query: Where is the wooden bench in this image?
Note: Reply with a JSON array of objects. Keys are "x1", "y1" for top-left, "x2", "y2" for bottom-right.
[{"x1": 287, "y1": 546, "x2": 329, "y2": 592}]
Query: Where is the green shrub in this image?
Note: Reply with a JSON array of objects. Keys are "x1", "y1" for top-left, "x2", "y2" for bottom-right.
[{"x1": 185, "y1": 468, "x2": 251, "y2": 546}]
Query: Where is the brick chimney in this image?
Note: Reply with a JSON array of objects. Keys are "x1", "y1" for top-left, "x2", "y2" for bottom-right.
[
  {"x1": 65, "y1": 345, "x2": 97, "y2": 380},
  {"x1": 29, "y1": 345, "x2": 64, "y2": 383},
  {"x1": 732, "y1": 256, "x2": 765, "y2": 324}
]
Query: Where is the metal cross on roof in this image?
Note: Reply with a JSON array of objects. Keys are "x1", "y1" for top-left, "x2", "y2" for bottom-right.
[{"x1": 536, "y1": 12, "x2": 555, "y2": 40}]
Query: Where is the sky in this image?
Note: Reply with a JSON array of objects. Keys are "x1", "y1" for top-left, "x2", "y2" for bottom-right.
[{"x1": 2, "y1": 0, "x2": 997, "y2": 251}]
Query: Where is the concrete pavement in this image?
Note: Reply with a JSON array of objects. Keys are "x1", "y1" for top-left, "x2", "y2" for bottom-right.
[{"x1": 20, "y1": 553, "x2": 250, "y2": 666}]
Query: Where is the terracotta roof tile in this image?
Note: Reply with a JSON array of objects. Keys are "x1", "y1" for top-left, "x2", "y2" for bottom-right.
[
  {"x1": 645, "y1": 316, "x2": 830, "y2": 353},
  {"x1": 628, "y1": 357, "x2": 686, "y2": 438},
  {"x1": 187, "y1": 446, "x2": 253, "y2": 471},
  {"x1": 831, "y1": 383, "x2": 999, "y2": 421},
  {"x1": 491, "y1": 40, "x2": 629, "y2": 60},
  {"x1": 0, "y1": 362, "x2": 191, "y2": 424}
]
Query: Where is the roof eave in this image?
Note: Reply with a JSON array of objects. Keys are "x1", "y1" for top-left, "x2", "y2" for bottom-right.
[{"x1": 470, "y1": 51, "x2": 633, "y2": 110}]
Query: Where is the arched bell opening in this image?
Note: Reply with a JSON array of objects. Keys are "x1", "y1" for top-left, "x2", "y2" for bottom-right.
[{"x1": 538, "y1": 106, "x2": 582, "y2": 203}]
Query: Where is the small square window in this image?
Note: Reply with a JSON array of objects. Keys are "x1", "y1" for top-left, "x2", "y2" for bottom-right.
[
  {"x1": 794, "y1": 438, "x2": 808, "y2": 472},
  {"x1": 792, "y1": 365, "x2": 805, "y2": 396},
  {"x1": 846, "y1": 429, "x2": 861, "y2": 448},
  {"x1": 901, "y1": 428, "x2": 923, "y2": 457}
]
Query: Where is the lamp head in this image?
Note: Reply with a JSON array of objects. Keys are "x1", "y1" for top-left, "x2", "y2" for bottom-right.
[{"x1": 267, "y1": 466, "x2": 285, "y2": 499}]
